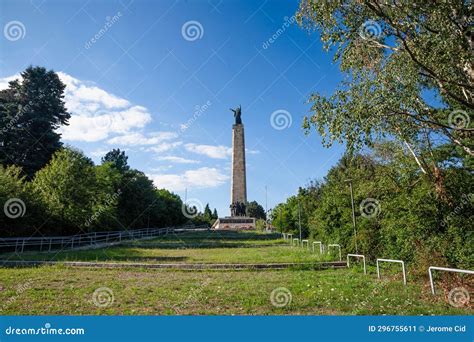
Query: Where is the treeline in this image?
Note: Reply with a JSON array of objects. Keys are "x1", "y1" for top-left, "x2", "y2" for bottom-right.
[
  {"x1": 271, "y1": 142, "x2": 473, "y2": 269},
  {"x1": 0, "y1": 67, "x2": 217, "y2": 237},
  {"x1": 275, "y1": 1, "x2": 474, "y2": 269}
]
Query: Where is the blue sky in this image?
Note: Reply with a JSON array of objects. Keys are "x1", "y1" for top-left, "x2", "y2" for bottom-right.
[{"x1": 0, "y1": 0, "x2": 345, "y2": 217}]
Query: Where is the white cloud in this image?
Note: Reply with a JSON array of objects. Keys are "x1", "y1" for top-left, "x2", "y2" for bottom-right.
[
  {"x1": 90, "y1": 149, "x2": 110, "y2": 158},
  {"x1": 58, "y1": 72, "x2": 130, "y2": 110},
  {"x1": 107, "y1": 132, "x2": 178, "y2": 145},
  {"x1": 246, "y1": 148, "x2": 260, "y2": 155},
  {"x1": 156, "y1": 156, "x2": 199, "y2": 164},
  {"x1": 147, "y1": 142, "x2": 183, "y2": 153},
  {"x1": 0, "y1": 74, "x2": 19, "y2": 90},
  {"x1": 61, "y1": 106, "x2": 152, "y2": 142},
  {"x1": 0, "y1": 72, "x2": 153, "y2": 142},
  {"x1": 149, "y1": 167, "x2": 229, "y2": 192},
  {"x1": 184, "y1": 143, "x2": 231, "y2": 159}
]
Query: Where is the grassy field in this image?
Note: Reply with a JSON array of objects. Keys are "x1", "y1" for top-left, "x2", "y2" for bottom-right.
[
  {"x1": 0, "y1": 231, "x2": 330, "y2": 264},
  {"x1": 0, "y1": 230, "x2": 470, "y2": 315}
]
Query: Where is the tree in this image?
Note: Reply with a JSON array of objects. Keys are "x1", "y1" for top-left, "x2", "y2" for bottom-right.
[
  {"x1": 297, "y1": 1, "x2": 473, "y2": 197},
  {"x1": 32, "y1": 148, "x2": 99, "y2": 233},
  {"x1": 212, "y1": 208, "x2": 218, "y2": 219},
  {"x1": 203, "y1": 203, "x2": 213, "y2": 222},
  {"x1": 274, "y1": 145, "x2": 473, "y2": 268},
  {"x1": 246, "y1": 201, "x2": 266, "y2": 220},
  {"x1": 91, "y1": 162, "x2": 122, "y2": 230},
  {"x1": 102, "y1": 149, "x2": 129, "y2": 173},
  {"x1": 0, "y1": 66, "x2": 70, "y2": 178},
  {"x1": 0, "y1": 165, "x2": 42, "y2": 237},
  {"x1": 117, "y1": 169, "x2": 161, "y2": 229},
  {"x1": 154, "y1": 188, "x2": 186, "y2": 227}
]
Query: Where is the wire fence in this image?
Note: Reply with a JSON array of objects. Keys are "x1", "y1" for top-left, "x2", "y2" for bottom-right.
[{"x1": 0, "y1": 224, "x2": 210, "y2": 254}]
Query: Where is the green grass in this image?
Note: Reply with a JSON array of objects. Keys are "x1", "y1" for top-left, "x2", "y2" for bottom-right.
[
  {"x1": 0, "y1": 230, "x2": 470, "y2": 315},
  {"x1": 0, "y1": 266, "x2": 467, "y2": 315},
  {"x1": 1, "y1": 231, "x2": 332, "y2": 264}
]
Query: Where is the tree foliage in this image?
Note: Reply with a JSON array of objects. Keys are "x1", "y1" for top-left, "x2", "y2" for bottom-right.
[
  {"x1": 0, "y1": 66, "x2": 70, "y2": 178},
  {"x1": 297, "y1": 1, "x2": 473, "y2": 197},
  {"x1": 102, "y1": 149, "x2": 130, "y2": 173},
  {"x1": 246, "y1": 200, "x2": 266, "y2": 220},
  {"x1": 272, "y1": 143, "x2": 473, "y2": 269}
]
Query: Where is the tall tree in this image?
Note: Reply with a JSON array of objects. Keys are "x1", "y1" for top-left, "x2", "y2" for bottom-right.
[
  {"x1": 0, "y1": 66, "x2": 70, "y2": 178},
  {"x1": 102, "y1": 149, "x2": 130, "y2": 173},
  {"x1": 32, "y1": 148, "x2": 98, "y2": 233},
  {"x1": 117, "y1": 169, "x2": 160, "y2": 229},
  {"x1": 297, "y1": 1, "x2": 473, "y2": 197},
  {"x1": 246, "y1": 201, "x2": 266, "y2": 220}
]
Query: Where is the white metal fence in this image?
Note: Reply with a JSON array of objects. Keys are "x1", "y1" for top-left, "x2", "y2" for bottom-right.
[{"x1": 0, "y1": 224, "x2": 209, "y2": 254}]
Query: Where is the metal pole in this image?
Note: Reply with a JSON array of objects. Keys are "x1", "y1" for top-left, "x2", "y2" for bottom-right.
[
  {"x1": 265, "y1": 186, "x2": 268, "y2": 231},
  {"x1": 298, "y1": 200, "x2": 302, "y2": 241},
  {"x1": 346, "y1": 179, "x2": 358, "y2": 254},
  {"x1": 279, "y1": 207, "x2": 282, "y2": 233}
]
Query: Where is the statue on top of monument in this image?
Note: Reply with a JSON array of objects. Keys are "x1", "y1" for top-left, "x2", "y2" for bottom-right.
[{"x1": 230, "y1": 105, "x2": 242, "y2": 125}]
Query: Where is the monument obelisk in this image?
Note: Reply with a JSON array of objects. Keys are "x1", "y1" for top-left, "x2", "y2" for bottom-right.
[
  {"x1": 230, "y1": 105, "x2": 247, "y2": 215},
  {"x1": 212, "y1": 106, "x2": 255, "y2": 229}
]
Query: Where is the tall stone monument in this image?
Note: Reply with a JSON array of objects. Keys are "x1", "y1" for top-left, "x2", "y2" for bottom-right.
[
  {"x1": 230, "y1": 105, "x2": 247, "y2": 216},
  {"x1": 212, "y1": 106, "x2": 255, "y2": 230}
]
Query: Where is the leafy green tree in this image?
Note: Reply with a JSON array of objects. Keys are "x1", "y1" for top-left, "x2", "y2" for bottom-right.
[
  {"x1": 297, "y1": 1, "x2": 473, "y2": 197},
  {"x1": 90, "y1": 162, "x2": 122, "y2": 230},
  {"x1": 203, "y1": 203, "x2": 214, "y2": 224},
  {"x1": 246, "y1": 201, "x2": 266, "y2": 220},
  {"x1": 32, "y1": 148, "x2": 98, "y2": 233},
  {"x1": 212, "y1": 208, "x2": 218, "y2": 219},
  {"x1": 255, "y1": 218, "x2": 266, "y2": 231},
  {"x1": 102, "y1": 149, "x2": 130, "y2": 173},
  {"x1": 275, "y1": 144, "x2": 473, "y2": 269},
  {"x1": 154, "y1": 188, "x2": 186, "y2": 227},
  {"x1": 117, "y1": 169, "x2": 159, "y2": 229},
  {"x1": 0, "y1": 66, "x2": 70, "y2": 178},
  {"x1": 0, "y1": 165, "x2": 42, "y2": 236}
]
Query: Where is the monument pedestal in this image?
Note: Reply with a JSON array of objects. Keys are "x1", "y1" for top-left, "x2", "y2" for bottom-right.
[{"x1": 212, "y1": 217, "x2": 256, "y2": 230}]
